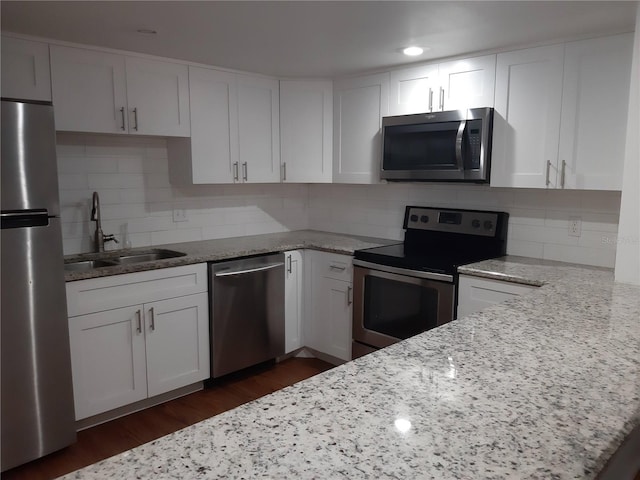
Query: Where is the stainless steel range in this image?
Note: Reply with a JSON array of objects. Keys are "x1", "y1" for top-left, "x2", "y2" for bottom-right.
[{"x1": 351, "y1": 206, "x2": 508, "y2": 358}]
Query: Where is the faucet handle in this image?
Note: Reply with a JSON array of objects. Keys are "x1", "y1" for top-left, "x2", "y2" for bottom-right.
[{"x1": 103, "y1": 234, "x2": 119, "y2": 244}]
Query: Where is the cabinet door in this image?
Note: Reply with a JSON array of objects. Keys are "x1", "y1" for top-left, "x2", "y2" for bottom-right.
[
  {"x1": 457, "y1": 275, "x2": 537, "y2": 319},
  {"x1": 439, "y1": 54, "x2": 496, "y2": 110},
  {"x1": 389, "y1": 63, "x2": 439, "y2": 115},
  {"x1": 284, "y1": 250, "x2": 304, "y2": 353},
  {"x1": 68, "y1": 305, "x2": 147, "y2": 420},
  {"x1": 237, "y1": 74, "x2": 280, "y2": 183},
  {"x1": 125, "y1": 57, "x2": 190, "y2": 137},
  {"x1": 1, "y1": 36, "x2": 51, "y2": 101},
  {"x1": 186, "y1": 66, "x2": 238, "y2": 183},
  {"x1": 145, "y1": 293, "x2": 210, "y2": 397},
  {"x1": 311, "y1": 276, "x2": 352, "y2": 362},
  {"x1": 50, "y1": 45, "x2": 128, "y2": 134},
  {"x1": 333, "y1": 72, "x2": 389, "y2": 184},
  {"x1": 491, "y1": 44, "x2": 564, "y2": 188},
  {"x1": 280, "y1": 80, "x2": 333, "y2": 183},
  {"x1": 558, "y1": 34, "x2": 633, "y2": 191}
]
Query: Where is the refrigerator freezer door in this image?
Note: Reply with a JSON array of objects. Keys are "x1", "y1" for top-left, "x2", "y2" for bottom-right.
[
  {"x1": 1, "y1": 99, "x2": 61, "y2": 216},
  {"x1": 1, "y1": 218, "x2": 76, "y2": 471}
]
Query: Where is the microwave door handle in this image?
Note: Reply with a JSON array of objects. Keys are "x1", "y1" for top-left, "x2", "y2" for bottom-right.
[{"x1": 455, "y1": 120, "x2": 467, "y2": 170}]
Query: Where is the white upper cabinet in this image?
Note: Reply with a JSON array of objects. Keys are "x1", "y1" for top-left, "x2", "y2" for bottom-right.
[
  {"x1": 1, "y1": 36, "x2": 52, "y2": 101},
  {"x1": 124, "y1": 57, "x2": 190, "y2": 137},
  {"x1": 438, "y1": 55, "x2": 496, "y2": 111},
  {"x1": 558, "y1": 33, "x2": 633, "y2": 191},
  {"x1": 333, "y1": 72, "x2": 389, "y2": 184},
  {"x1": 280, "y1": 80, "x2": 333, "y2": 183},
  {"x1": 389, "y1": 63, "x2": 439, "y2": 115},
  {"x1": 237, "y1": 74, "x2": 280, "y2": 183},
  {"x1": 491, "y1": 44, "x2": 565, "y2": 188},
  {"x1": 50, "y1": 45, "x2": 190, "y2": 136},
  {"x1": 168, "y1": 69, "x2": 280, "y2": 184},
  {"x1": 50, "y1": 45, "x2": 128, "y2": 134},
  {"x1": 388, "y1": 55, "x2": 496, "y2": 115},
  {"x1": 168, "y1": 67, "x2": 238, "y2": 184},
  {"x1": 492, "y1": 33, "x2": 633, "y2": 190}
]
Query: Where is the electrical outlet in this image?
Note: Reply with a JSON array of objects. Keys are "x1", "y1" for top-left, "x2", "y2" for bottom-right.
[
  {"x1": 568, "y1": 217, "x2": 582, "y2": 237},
  {"x1": 173, "y1": 208, "x2": 188, "y2": 223}
]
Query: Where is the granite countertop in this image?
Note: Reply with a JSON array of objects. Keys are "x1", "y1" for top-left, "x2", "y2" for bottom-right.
[
  {"x1": 59, "y1": 255, "x2": 640, "y2": 479},
  {"x1": 64, "y1": 230, "x2": 398, "y2": 281}
]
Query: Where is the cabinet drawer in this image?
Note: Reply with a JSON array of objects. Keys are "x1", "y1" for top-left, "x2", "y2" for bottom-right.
[
  {"x1": 67, "y1": 264, "x2": 207, "y2": 317},
  {"x1": 457, "y1": 274, "x2": 537, "y2": 318},
  {"x1": 315, "y1": 251, "x2": 353, "y2": 282}
]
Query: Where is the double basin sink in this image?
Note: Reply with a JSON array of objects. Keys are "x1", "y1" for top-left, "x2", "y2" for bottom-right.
[{"x1": 64, "y1": 249, "x2": 187, "y2": 272}]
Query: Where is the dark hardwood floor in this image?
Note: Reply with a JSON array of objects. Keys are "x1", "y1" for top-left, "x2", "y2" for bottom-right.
[{"x1": 3, "y1": 357, "x2": 333, "y2": 480}]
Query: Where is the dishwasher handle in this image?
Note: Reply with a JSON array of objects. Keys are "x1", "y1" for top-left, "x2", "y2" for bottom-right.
[{"x1": 214, "y1": 262, "x2": 284, "y2": 277}]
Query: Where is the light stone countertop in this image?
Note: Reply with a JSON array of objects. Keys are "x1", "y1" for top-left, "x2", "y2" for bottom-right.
[
  {"x1": 64, "y1": 230, "x2": 398, "y2": 282},
  {"x1": 59, "y1": 253, "x2": 640, "y2": 479}
]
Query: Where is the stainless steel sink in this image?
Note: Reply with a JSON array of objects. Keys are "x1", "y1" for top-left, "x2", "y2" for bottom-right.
[
  {"x1": 115, "y1": 250, "x2": 187, "y2": 265},
  {"x1": 63, "y1": 259, "x2": 119, "y2": 272},
  {"x1": 64, "y1": 249, "x2": 187, "y2": 272}
]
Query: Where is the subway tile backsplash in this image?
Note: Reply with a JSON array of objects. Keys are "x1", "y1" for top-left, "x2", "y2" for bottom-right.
[
  {"x1": 56, "y1": 134, "x2": 309, "y2": 254},
  {"x1": 57, "y1": 134, "x2": 621, "y2": 268}
]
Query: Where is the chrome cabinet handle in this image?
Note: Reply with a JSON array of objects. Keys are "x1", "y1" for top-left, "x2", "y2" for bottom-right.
[
  {"x1": 560, "y1": 160, "x2": 566, "y2": 188},
  {"x1": 282, "y1": 162, "x2": 287, "y2": 182},
  {"x1": 428, "y1": 88, "x2": 433, "y2": 112},
  {"x1": 132, "y1": 108, "x2": 139, "y2": 131},
  {"x1": 135, "y1": 309, "x2": 142, "y2": 334},
  {"x1": 287, "y1": 255, "x2": 292, "y2": 274},
  {"x1": 242, "y1": 162, "x2": 248, "y2": 181},
  {"x1": 546, "y1": 160, "x2": 552, "y2": 187},
  {"x1": 347, "y1": 286, "x2": 353, "y2": 306},
  {"x1": 439, "y1": 87, "x2": 445, "y2": 111},
  {"x1": 233, "y1": 162, "x2": 239, "y2": 182},
  {"x1": 149, "y1": 307, "x2": 155, "y2": 331},
  {"x1": 119, "y1": 107, "x2": 126, "y2": 131},
  {"x1": 329, "y1": 264, "x2": 346, "y2": 272}
]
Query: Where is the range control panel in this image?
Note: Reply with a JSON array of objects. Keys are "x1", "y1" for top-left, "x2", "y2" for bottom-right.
[{"x1": 404, "y1": 207, "x2": 501, "y2": 237}]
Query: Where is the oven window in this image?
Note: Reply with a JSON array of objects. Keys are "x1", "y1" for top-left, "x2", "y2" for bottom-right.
[{"x1": 363, "y1": 275, "x2": 439, "y2": 340}]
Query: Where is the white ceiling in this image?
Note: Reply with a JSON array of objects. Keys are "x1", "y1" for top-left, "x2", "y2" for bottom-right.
[{"x1": 1, "y1": 1, "x2": 636, "y2": 78}]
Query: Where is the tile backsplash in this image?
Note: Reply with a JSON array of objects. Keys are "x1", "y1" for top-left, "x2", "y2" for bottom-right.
[
  {"x1": 56, "y1": 134, "x2": 308, "y2": 254},
  {"x1": 57, "y1": 134, "x2": 621, "y2": 268},
  {"x1": 308, "y1": 183, "x2": 621, "y2": 268}
]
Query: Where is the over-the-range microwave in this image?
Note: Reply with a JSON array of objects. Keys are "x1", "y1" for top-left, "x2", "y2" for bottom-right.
[{"x1": 380, "y1": 107, "x2": 494, "y2": 183}]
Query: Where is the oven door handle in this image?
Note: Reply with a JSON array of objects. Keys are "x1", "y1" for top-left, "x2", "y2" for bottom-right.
[
  {"x1": 455, "y1": 120, "x2": 467, "y2": 171},
  {"x1": 352, "y1": 259, "x2": 454, "y2": 283}
]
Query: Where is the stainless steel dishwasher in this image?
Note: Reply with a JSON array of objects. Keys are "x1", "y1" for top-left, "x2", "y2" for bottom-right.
[{"x1": 209, "y1": 253, "x2": 285, "y2": 378}]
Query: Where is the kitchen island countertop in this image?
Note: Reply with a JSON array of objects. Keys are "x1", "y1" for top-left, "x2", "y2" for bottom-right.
[{"x1": 59, "y1": 255, "x2": 640, "y2": 479}]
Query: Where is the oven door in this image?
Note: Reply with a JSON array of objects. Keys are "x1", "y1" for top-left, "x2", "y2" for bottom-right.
[{"x1": 352, "y1": 262, "x2": 455, "y2": 350}]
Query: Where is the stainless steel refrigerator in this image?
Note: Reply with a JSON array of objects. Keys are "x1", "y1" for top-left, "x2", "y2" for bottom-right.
[{"x1": 1, "y1": 99, "x2": 76, "y2": 471}]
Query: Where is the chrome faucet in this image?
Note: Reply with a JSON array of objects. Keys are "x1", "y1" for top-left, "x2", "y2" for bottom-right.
[{"x1": 91, "y1": 191, "x2": 118, "y2": 252}]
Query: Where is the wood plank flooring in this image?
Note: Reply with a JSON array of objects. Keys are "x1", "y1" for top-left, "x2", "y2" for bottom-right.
[{"x1": 3, "y1": 357, "x2": 333, "y2": 480}]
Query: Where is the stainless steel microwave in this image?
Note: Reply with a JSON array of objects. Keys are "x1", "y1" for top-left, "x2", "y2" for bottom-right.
[{"x1": 381, "y1": 107, "x2": 494, "y2": 183}]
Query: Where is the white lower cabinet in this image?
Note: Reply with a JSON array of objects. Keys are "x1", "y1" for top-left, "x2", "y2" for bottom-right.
[
  {"x1": 284, "y1": 250, "x2": 304, "y2": 353},
  {"x1": 66, "y1": 264, "x2": 209, "y2": 420},
  {"x1": 305, "y1": 251, "x2": 353, "y2": 362},
  {"x1": 457, "y1": 274, "x2": 537, "y2": 319}
]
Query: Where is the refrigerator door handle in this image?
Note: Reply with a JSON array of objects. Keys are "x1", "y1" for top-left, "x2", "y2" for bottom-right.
[{"x1": 1, "y1": 210, "x2": 50, "y2": 229}]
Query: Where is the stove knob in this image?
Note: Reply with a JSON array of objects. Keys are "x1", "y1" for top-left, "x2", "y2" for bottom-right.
[
  {"x1": 471, "y1": 219, "x2": 481, "y2": 229},
  {"x1": 484, "y1": 220, "x2": 494, "y2": 230},
  {"x1": 410, "y1": 214, "x2": 419, "y2": 222},
  {"x1": 420, "y1": 215, "x2": 429, "y2": 223}
]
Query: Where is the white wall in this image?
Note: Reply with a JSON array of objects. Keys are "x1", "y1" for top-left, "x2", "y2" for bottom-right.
[
  {"x1": 615, "y1": 3, "x2": 640, "y2": 285},
  {"x1": 56, "y1": 134, "x2": 308, "y2": 254},
  {"x1": 309, "y1": 183, "x2": 621, "y2": 268}
]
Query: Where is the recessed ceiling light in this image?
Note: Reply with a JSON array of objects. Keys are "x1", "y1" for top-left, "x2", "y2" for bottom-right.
[
  {"x1": 137, "y1": 28, "x2": 158, "y2": 35},
  {"x1": 403, "y1": 46, "x2": 424, "y2": 57}
]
